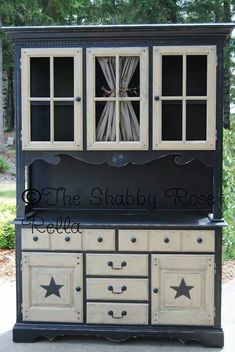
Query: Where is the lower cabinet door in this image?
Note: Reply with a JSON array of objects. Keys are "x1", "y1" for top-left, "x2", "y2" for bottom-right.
[
  {"x1": 151, "y1": 254, "x2": 214, "y2": 326},
  {"x1": 87, "y1": 303, "x2": 148, "y2": 324},
  {"x1": 22, "y1": 252, "x2": 83, "y2": 323}
]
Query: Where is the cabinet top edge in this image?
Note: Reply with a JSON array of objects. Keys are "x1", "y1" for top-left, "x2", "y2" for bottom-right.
[{"x1": 2, "y1": 23, "x2": 234, "y2": 42}]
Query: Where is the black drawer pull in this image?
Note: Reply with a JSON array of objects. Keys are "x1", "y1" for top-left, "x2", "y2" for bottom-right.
[
  {"x1": 75, "y1": 286, "x2": 81, "y2": 292},
  {"x1": 97, "y1": 237, "x2": 103, "y2": 243},
  {"x1": 108, "y1": 285, "x2": 127, "y2": 294},
  {"x1": 164, "y1": 237, "x2": 170, "y2": 243},
  {"x1": 197, "y1": 238, "x2": 203, "y2": 243},
  {"x1": 153, "y1": 288, "x2": 159, "y2": 293},
  {"x1": 33, "y1": 236, "x2": 38, "y2": 242},
  {"x1": 75, "y1": 96, "x2": 81, "y2": 102},
  {"x1": 108, "y1": 310, "x2": 127, "y2": 319},
  {"x1": 107, "y1": 261, "x2": 127, "y2": 270},
  {"x1": 154, "y1": 96, "x2": 160, "y2": 101},
  {"x1": 65, "y1": 236, "x2": 70, "y2": 242},
  {"x1": 131, "y1": 237, "x2": 137, "y2": 243}
]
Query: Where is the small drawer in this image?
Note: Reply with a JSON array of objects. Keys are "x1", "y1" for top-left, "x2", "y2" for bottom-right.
[
  {"x1": 87, "y1": 278, "x2": 148, "y2": 301},
  {"x1": 118, "y1": 230, "x2": 149, "y2": 251},
  {"x1": 21, "y1": 228, "x2": 50, "y2": 250},
  {"x1": 149, "y1": 230, "x2": 181, "y2": 251},
  {"x1": 87, "y1": 303, "x2": 148, "y2": 324},
  {"x1": 51, "y1": 231, "x2": 82, "y2": 250},
  {"x1": 83, "y1": 229, "x2": 115, "y2": 251},
  {"x1": 86, "y1": 254, "x2": 148, "y2": 276},
  {"x1": 182, "y1": 230, "x2": 215, "y2": 252}
]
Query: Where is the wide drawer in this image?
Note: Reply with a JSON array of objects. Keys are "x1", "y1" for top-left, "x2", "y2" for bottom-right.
[
  {"x1": 86, "y1": 254, "x2": 148, "y2": 276},
  {"x1": 87, "y1": 278, "x2": 148, "y2": 301},
  {"x1": 87, "y1": 303, "x2": 148, "y2": 324}
]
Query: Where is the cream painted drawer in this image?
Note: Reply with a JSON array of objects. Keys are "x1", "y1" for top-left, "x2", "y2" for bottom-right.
[
  {"x1": 21, "y1": 228, "x2": 50, "y2": 250},
  {"x1": 51, "y1": 232, "x2": 82, "y2": 250},
  {"x1": 87, "y1": 278, "x2": 148, "y2": 301},
  {"x1": 82, "y1": 229, "x2": 115, "y2": 251},
  {"x1": 182, "y1": 230, "x2": 215, "y2": 252},
  {"x1": 118, "y1": 230, "x2": 149, "y2": 251},
  {"x1": 86, "y1": 254, "x2": 148, "y2": 276},
  {"x1": 87, "y1": 303, "x2": 148, "y2": 324},
  {"x1": 149, "y1": 230, "x2": 181, "y2": 251}
]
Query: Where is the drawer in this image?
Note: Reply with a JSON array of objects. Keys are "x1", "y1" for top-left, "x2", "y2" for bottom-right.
[
  {"x1": 182, "y1": 230, "x2": 215, "y2": 252},
  {"x1": 87, "y1": 278, "x2": 148, "y2": 301},
  {"x1": 51, "y1": 232, "x2": 82, "y2": 250},
  {"x1": 87, "y1": 303, "x2": 148, "y2": 324},
  {"x1": 118, "y1": 230, "x2": 149, "y2": 251},
  {"x1": 86, "y1": 254, "x2": 148, "y2": 276},
  {"x1": 82, "y1": 229, "x2": 115, "y2": 251},
  {"x1": 21, "y1": 228, "x2": 50, "y2": 250},
  {"x1": 149, "y1": 230, "x2": 181, "y2": 251}
]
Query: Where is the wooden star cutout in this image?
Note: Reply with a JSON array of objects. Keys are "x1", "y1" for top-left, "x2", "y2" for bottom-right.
[
  {"x1": 170, "y1": 278, "x2": 194, "y2": 299},
  {"x1": 40, "y1": 277, "x2": 64, "y2": 298}
]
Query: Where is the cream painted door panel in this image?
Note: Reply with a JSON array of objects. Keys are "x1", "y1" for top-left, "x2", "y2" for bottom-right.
[
  {"x1": 118, "y1": 230, "x2": 149, "y2": 251},
  {"x1": 149, "y1": 230, "x2": 181, "y2": 251},
  {"x1": 151, "y1": 254, "x2": 214, "y2": 325},
  {"x1": 87, "y1": 278, "x2": 148, "y2": 301},
  {"x1": 82, "y1": 229, "x2": 115, "y2": 251},
  {"x1": 86, "y1": 254, "x2": 148, "y2": 276},
  {"x1": 182, "y1": 230, "x2": 215, "y2": 252},
  {"x1": 51, "y1": 232, "x2": 82, "y2": 250},
  {"x1": 87, "y1": 303, "x2": 148, "y2": 324},
  {"x1": 21, "y1": 228, "x2": 50, "y2": 250},
  {"x1": 22, "y1": 252, "x2": 83, "y2": 323}
]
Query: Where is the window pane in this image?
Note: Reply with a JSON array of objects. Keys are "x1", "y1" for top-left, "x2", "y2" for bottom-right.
[
  {"x1": 54, "y1": 57, "x2": 74, "y2": 97},
  {"x1": 186, "y1": 55, "x2": 207, "y2": 96},
  {"x1": 95, "y1": 101, "x2": 116, "y2": 141},
  {"x1": 31, "y1": 103, "x2": 50, "y2": 141},
  {"x1": 186, "y1": 101, "x2": 207, "y2": 140},
  {"x1": 162, "y1": 55, "x2": 182, "y2": 96},
  {"x1": 162, "y1": 101, "x2": 182, "y2": 141},
  {"x1": 54, "y1": 102, "x2": 74, "y2": 141},
  {"x1": 95, "y1": 57, "x2": 116, "y2": 97},
  {"x1": 120, "y1": 101, "x2": 140, "y2": 141},
  {"x1": 30, "y1": 58, "x2": 50, "y2": 97},
  {"x1": 119, "y1": 57, "x2": 140, "y2": 97}
]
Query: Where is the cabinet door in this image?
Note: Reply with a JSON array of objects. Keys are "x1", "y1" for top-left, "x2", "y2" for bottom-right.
[
  {"x1": 151, "y1": 254, "x2": 214, "y2": 325},
  {"x1": 21, "y1": 48, "x2": 83, "y2": 150},
  {"x1": 22, "y1": 253, "x2": 83, "y2": 322}
]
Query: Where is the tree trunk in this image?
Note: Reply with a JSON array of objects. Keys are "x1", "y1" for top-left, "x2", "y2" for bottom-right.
[{"x1": 0, "y1": 16, "x2": 5, "y2": 152}]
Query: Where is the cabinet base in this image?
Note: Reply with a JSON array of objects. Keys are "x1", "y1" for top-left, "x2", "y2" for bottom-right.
[{"x1": 13, "y1": 323, "x2": 224, "y2": 347}]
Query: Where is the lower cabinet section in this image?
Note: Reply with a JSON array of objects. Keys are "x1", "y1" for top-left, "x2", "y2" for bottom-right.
[
  {"x1": 151, "y1": 254, "x2": 215, "y2": 325},
  {"x1": 87, "y1": 303, "x2": 149, "y2": 324},
  {"x1": 22, "y1": 252, "x2": 83, "y2": 323}
]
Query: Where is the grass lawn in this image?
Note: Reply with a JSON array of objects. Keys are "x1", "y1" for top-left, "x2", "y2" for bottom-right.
[{"x1": 0, "y1": 183, "x2": 16, "y2": 205}]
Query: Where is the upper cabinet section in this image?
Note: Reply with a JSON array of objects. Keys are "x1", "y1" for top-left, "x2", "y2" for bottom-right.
[
  {"x1": 87, "y1": 47, "x2": 149, "y2": 150},
  {"x1": 21, "y1": 48, "x2": 83, "y2": 150},
  {"x1": 153, "y1": 46, "x2": 217, "y2": 150}
]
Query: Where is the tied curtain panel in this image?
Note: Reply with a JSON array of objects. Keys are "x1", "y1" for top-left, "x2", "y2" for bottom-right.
[{"x1": 96, "y1": 57, "x2": 140, "y2": 142}]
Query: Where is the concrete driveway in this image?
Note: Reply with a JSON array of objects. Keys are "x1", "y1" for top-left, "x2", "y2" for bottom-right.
[{"x1": 0, "y1": 278, "x2": 234, "y2": 352}]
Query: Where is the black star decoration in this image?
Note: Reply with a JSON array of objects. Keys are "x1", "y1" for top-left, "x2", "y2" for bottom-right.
[
  {"x1": 170, "y1": 278, "x2": 194, "y2": 299},
  {"x1": 40, "y1": 277, "x2": 64, "y2": 298}
]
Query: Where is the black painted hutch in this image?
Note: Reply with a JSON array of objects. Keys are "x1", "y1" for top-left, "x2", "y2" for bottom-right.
[{"x1": 3, "y1": 23, "x2": 234, "y2": 347}]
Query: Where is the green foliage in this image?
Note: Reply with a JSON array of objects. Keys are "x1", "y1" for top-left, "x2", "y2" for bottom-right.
[
  {"x1": 0, "y1": 155, "x2": 10, "y2": 173},
  {"x1": 0, "y1": 204, "x2": 15, "y2": 249},
  {"x1": 223, "y1": 119, "x2": 235, "y2": 259}
]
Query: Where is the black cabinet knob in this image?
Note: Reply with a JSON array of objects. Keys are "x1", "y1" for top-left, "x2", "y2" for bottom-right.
[
  {"x1": 108, "y1": 261, "x2": 113, "y2": 267},
  {"x1": 108, "y1": 285, "x2": 113, "y2": 291},
  {"x1": 154, "y1": 96, "x2": 160, "y2": 101},
  {"x1": 33, "y1": 236, "x2": 38, "y2": 242},
  {"x1": 197, "y1": 238, "x2": 203, "y2": 243},
  {"x1": 131, "y1": 237, "x2": 137, "y2": 243},
  {"x1": 164, "y1": 237, "x2": 170, "y2": 243},
  {"x1": 121, "y1": 286, "x2": 127, "y2": 291},
  {"x1": 75, "y1": 96, "x2": 81, "y2": 102},
  {"x1": 121, "y1": 261, "x2": 127, "y2": 267},
  {"x1": 65, "y1": 236, "x2": 70, "y2": 242},
  {"x1": 153, "y1": 288, "x2": 159, "y2": 293},
  {"x1": 97, "y1": 237, "x2": 103, "y2": 243},
  {"x1": 76, "y1": 287, "x2": 81, "y2": 292}
]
